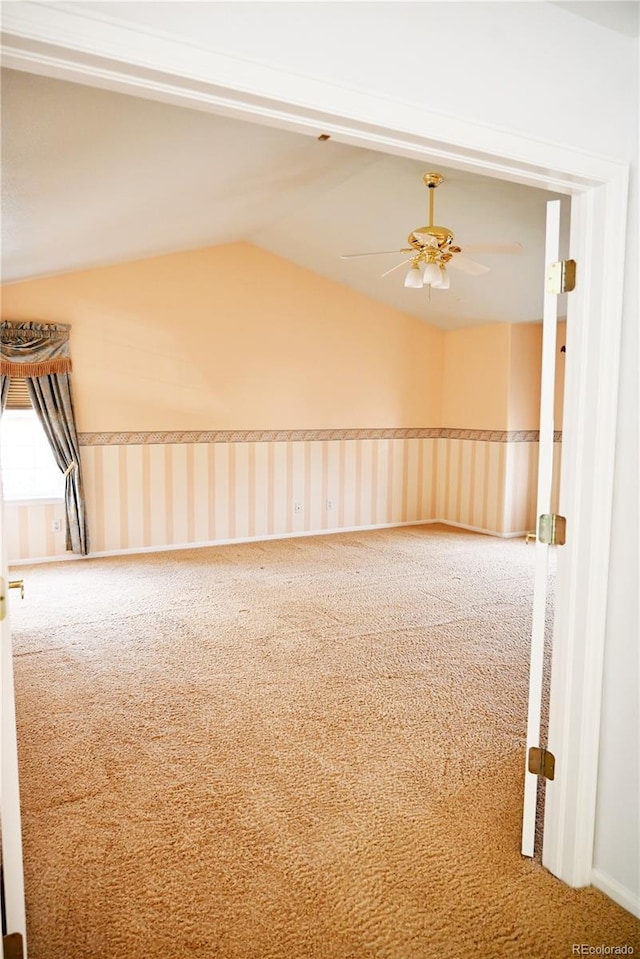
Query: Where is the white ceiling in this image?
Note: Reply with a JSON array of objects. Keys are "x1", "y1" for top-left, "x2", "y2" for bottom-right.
[
  {"x1": 550, "y1": 1, "x2": 640, "y2": 37},
  {"x1": 1, "y1": 67, "x2": 565, "y2": 331}
]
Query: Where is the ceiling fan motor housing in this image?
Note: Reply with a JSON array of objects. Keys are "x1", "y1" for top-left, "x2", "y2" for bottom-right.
[{"x1": 408, "y1": 226, "x2": 455, "y2": 251}]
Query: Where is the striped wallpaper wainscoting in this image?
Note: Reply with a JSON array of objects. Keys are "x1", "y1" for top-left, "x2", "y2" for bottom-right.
[
  {"x1": 5, "y1": 430, "x2": 562, "y2": 563},
  {"x1": 5, "y1": 499, "x2": 68, "y2": 563}
]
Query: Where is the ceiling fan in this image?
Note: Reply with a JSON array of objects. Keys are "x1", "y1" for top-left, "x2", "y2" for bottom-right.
[{"x1": 340, "y1": 172, "x2": 522, "y2": 291}]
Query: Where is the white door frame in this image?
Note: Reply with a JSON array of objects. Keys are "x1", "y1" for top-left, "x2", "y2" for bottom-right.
[
  {"x1": 1, "y1": 504, "x2": 28, "y2": 945},
  {"x1": 0, "y1": 3, "x2": 630, "y2": 889},
  {"x1": 522, "y1": 199, "x2": 562, "y2": 860}
]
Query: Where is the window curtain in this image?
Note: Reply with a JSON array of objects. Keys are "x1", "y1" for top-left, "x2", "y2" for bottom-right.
[{"x1": 0, "y1": 321, "x2": 89, "y2": 555}]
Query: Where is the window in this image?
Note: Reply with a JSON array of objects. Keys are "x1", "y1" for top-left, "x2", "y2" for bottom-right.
[{"x1": 1, "y1": 379, "x2": 65, "y2": 501}]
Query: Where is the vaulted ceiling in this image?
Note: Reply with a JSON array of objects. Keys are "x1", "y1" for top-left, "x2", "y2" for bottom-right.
[{"x1": 1, "y1": 67, "x2": 567, "y2": 331}]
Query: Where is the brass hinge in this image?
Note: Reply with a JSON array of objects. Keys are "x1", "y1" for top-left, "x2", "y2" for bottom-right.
[
  {"x1": 3, "y1": 933, "x2": 24, "y2": 959},
  {"x1": 528, "y1": 746, "x2": 556, "y2": 781},
  {"x1": 8, "y1": 579, "x2": 25, "y2": 600},
  {"x1": 538, "y1": 513, "x2": 567, "y2": 546},
  {"x1": 547, "y1": 259, "x2": 576, "y2": 294}
]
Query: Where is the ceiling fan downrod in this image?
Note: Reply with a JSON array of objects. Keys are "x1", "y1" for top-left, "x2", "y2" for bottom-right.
[
  {"x1": 407, "y1": 172, "x2": 457, "y2": 256},
  {"x1": 423, "y1": 171, "x2": 444, "y2": 228}
]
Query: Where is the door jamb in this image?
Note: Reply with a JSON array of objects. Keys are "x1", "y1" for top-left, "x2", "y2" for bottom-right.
[{"x1": 0, "y1": 4, "x2": 630, "y2": 889}]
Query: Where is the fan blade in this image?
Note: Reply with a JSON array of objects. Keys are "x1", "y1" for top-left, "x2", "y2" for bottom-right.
[
  {"x1": 340, "y1": 249, "x2": 411, "y2": 259},
  {"x1": 449, "y1": 254, "x2": 491, "y2": 276},
  {"x1": 381, "y1": 257, "x2": 414, "y2": 278},
  {"x1": 459, "y1": 241, "x2": 523, "y2": 255}
]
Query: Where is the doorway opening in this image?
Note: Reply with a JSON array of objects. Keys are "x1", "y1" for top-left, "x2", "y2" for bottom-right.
[{"x1": 0, "y1": 25, "x2": 628, "y2": 913}]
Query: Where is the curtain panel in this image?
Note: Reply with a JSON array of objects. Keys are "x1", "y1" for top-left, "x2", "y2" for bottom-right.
[{"x1": 1, "y1": 321, "x2": 89, "y2": 555}]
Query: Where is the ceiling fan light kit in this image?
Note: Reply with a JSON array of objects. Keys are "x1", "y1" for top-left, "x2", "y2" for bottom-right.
[
  {"x1": 421, "y1": 259, "x2": 442, "y2": 286},
  {"x1": 340, "y1": 171, "x2": 521, "y2": 293},
  {"x1": 432, "y1": 266, "x2": 451, "y2": 290},
  {"x1": 404, "y1": 264, "x2": 424, "y2": 288}
]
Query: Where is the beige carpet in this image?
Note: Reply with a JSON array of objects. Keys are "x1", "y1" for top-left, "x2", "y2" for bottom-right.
[{"x1": 10, "y1": 525, "x2": 640, "y2": 958}]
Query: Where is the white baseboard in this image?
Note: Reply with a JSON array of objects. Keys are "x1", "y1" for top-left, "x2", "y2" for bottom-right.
[
  {"x1": 8, "y1": 518, "x2": 527, "y2": 567},
  {"x1": 591, "y1": 868, "x2": 640, "y2": 920},
  {"x1": 432, "y1": 519, "x2": 529, "y2": 540},
  {"x1": 8, "y1": 520, "x2": 430, "y2": 566},
  {"x1": 9, "y1": 551, "x2": 85, "y2": 567}
]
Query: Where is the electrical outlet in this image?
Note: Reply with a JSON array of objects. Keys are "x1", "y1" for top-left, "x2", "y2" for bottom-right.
[
  {"x1": 294, "y1": 502, "x2": 302, "y2": 514},
  {"x1": 326, "y1": 498, "x2": 334, "y2": 511},
  {"x1": 51, "y1": 519, "x2": 62, "y2": 533}
]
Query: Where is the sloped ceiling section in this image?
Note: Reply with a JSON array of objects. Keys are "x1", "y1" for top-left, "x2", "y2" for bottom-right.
[
  {"x1": 1, "y1": 68, "x2": 563, "y2": 330},
  {"x1": 550, "y1": 1, "x2": 639, "y2": 37}
]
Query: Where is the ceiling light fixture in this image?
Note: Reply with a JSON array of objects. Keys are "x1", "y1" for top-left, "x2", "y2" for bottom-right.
[
  {"x1": 403, "y1": 264, "x2": 424, "y2": 288},
  {"x1": 342, "y1": 171, "x2": 522, "y2": 292},
  {"x1": 403, "y1": 255, "x2": 448, "y2": 290},
  {"x1": 422, "y1": 260, "x2": 441, "y2": 286},
  {"x1": 431, "y1": 266, "x2": 451, "y2": 290}
]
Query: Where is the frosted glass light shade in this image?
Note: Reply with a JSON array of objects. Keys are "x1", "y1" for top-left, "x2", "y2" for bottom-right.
[
  {"x1": 432, "y1": 268, "x2": 450, "y2": 290},
  {"x1": 422, "y1": 261, "x2": 441, "y2": 286},
  {"x1": 404, "y1": 266, "x2": 424, "y2": 288}
]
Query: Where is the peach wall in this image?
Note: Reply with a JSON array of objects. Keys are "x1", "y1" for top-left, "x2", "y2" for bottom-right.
[
  {"x1": 1, "y1": 242, "x2": 443, "y2": 432},
  {"x1": 442, "y1": 320, "x2": 565, "y2": 432},
  {"x1": 509, "y1": 320, "x2": 566, "y2": 430},
  {"x1": 555, "y1": 321, "x2": 566, "y2": 429},
  {"x1": 508, "y1": 323, "x2": 543, "y2": 430},
  {"x1": 441, "y1": 324, "x2": 511, "y2": 430},
  {"x1": 2, "y1": 243, "x2": 566, "y2": 562}
]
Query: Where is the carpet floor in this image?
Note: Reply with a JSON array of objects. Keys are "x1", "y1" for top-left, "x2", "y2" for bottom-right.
[{"x1": 9, "y1": 524, "x2": 640, "y2": 958}]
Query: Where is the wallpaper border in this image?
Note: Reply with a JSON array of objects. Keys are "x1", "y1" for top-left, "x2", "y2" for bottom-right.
[{"x1": 78, "y1": 428, "x2": 563, "y2": 446}]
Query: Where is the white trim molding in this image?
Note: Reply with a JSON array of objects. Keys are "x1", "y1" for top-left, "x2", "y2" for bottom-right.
[
  {"x1": 0, "y1": 0, "x2": 631, "y2": 896},
  {"x1": 0, "y1": 2, "x2": 616, "y2": 191},
  {"x1": 542, "y1": 177, "x2": 630, "y2": 886},
  {"x1": 7, "y1": 520, "x2": 528, "y2": 568},
  {"x1": 591, "y1": 869, "x2": 640, "y2": 921},
  {"x1": 8, "y1": 519, "x2": 438, "y2": 566}
]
